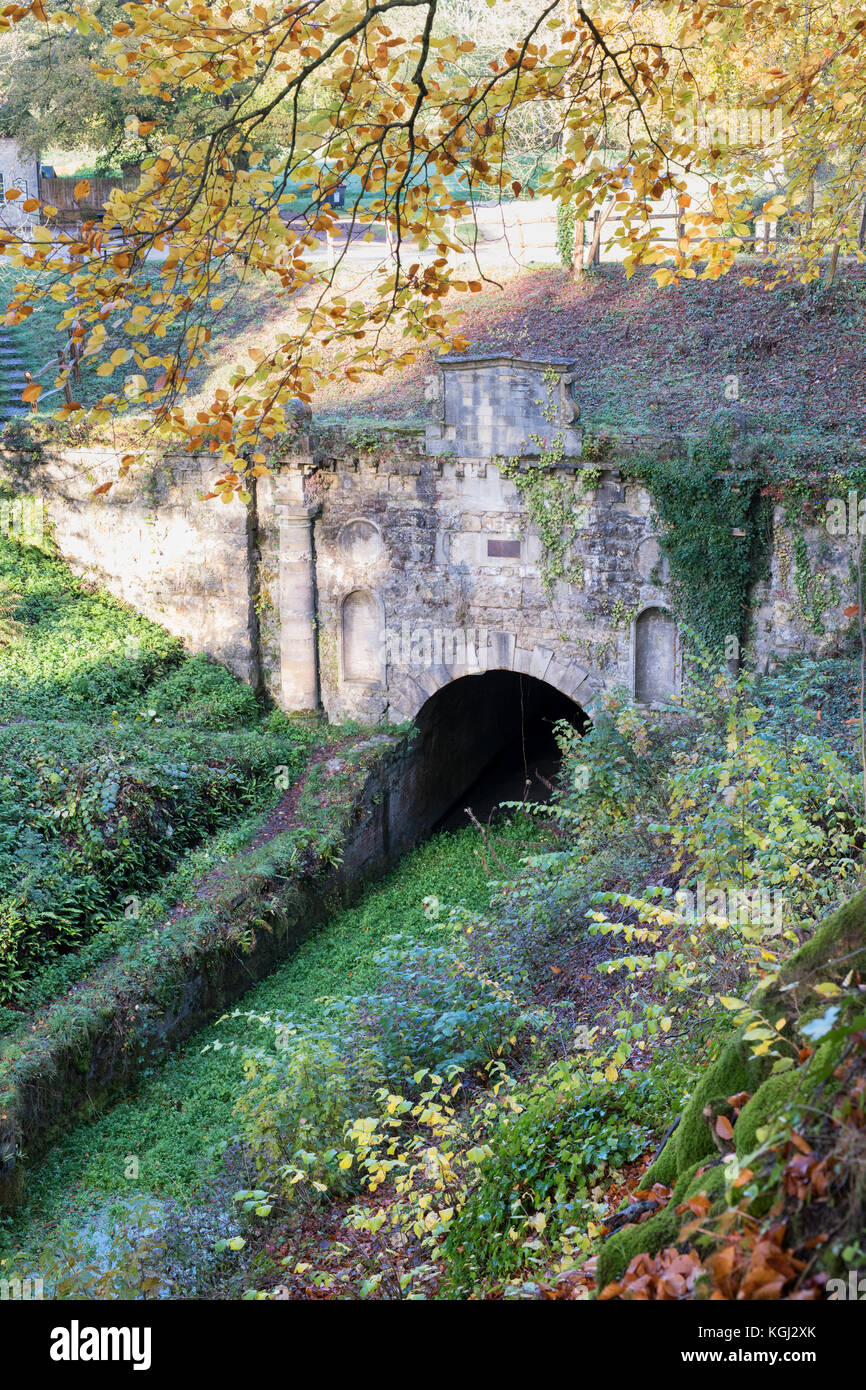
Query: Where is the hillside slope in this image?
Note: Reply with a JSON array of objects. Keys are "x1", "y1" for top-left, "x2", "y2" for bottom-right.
[{"x1": 311, "y1": 264, "x2": 866, "y2": 467}]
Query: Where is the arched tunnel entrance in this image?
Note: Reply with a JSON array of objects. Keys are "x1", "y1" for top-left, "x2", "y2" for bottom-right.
[
  {"x1": 386, "y1": 671, "x2": 590, "y2": 845},
  {"x1": 433, "y1": 672, "x2": 587, "y2": 830}
]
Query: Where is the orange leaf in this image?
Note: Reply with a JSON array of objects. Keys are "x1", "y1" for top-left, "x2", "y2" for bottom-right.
[
  {"x1": 683, "y1": 1192, "x2": 711, "y2": 1216},
  {"x1": 73, "y1": 180, "x2": 91, "y2": 202},
  {"x1": 844, "y1": 604, "x2": 860, "y2": 617},
  {"x1": 92, "y1": 481, "x2": 113, "y2": 495},
  {"x1": 21, "y1": 384, "x2": 41, "y2": 403},
  {"x1": 597, "y1": 1281, "x2": 623, "y2": 1301},
  {"x1": 709, "y1": 1244, "x2": 737, "y2": 1277},
  {"x1": 715, "y1": 1115, "x2": 734, "y2": 1140}
]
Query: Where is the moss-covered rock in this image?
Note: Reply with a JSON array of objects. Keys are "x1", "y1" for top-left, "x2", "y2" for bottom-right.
[
  {"x1": 643, "y1": 892, "x2": 866, "y2": 1189},
  {"x1": 596, "y1": 1204, "x2": 684, "y2": 1289},
  {"x1": 644, "y1": 1137, "x2": 678, "y2": 1187},
  {"x1": 594, "y1": 889, "x2": 866, "y2": 1296},
  {"x1": 733, "y1": 1068, "x2": 806, "y2": 1155},
  {"x1": 774, "y1": 889, "x2": 866, "y2": 1006},
  {"x1": 597, "y1": 1161, "x2": 727, "y2": 1288},
  {"x1": 643, "y1": 1033, "x2": 766, "y2": 1187}
]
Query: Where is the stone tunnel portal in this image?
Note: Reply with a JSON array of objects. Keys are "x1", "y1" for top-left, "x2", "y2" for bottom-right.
[{"x1": 396, "y1": 670, "x2": 590, "y2": 836}]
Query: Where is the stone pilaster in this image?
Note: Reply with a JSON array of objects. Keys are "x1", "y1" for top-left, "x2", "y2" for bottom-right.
[{"x1": 275, "y1": 466, "x2": 321, "y2": 711}]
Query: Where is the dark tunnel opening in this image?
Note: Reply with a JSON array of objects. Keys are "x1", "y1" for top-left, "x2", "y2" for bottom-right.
[{"x1": 412, "y1": 670, "x2": 591, "y2": 834}]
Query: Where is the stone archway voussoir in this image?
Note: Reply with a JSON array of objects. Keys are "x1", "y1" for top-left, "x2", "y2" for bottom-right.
[{"x1": 529, "y1": 645, "x2": 554, "y2": 682}]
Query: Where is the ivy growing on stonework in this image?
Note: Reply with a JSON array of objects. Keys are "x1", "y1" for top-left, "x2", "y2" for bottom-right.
[
  {"x1": 497, "y1": 368, "x2": 587, "y2": 598},
  {"x1": 498, "y1": 447, "x2": 583, "y2": 598},
  {"x1": 631, "y1": 431, "x2": 771, "y2": 655},
  {"x1": 771, "y1": 477, "x2": 841, "y2": 636},
  {"x1": 556, "y1": 201, "x2": 578, "y2": 271}
]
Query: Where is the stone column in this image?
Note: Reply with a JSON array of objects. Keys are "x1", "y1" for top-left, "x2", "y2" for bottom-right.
[{"x1": 275, "y1": 466, "x2": 321, "y2": 711}]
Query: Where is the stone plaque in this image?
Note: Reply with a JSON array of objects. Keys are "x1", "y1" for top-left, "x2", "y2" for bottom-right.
[{"x1": 487, "y1": 538, "x2": 521, "y2": 558}]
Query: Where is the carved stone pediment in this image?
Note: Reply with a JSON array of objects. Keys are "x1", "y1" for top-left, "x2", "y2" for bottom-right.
[{"x1": 424, "y1": 356, "x2": 582, "y2": 459}]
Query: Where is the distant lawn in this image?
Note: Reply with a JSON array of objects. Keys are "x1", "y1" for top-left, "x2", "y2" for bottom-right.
[{"x1": 0, "y1": 261, "x2": 282, "y2": 414}]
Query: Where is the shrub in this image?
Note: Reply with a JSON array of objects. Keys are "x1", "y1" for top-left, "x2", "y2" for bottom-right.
[
  {"x1": 554, "y1": 691, "x2": 668, "y2": 844},
  {"x1": 148, "y1": 656, "x2": 262, "y2": 729},
  {"x1": 226, "y1": 934, "x2": 546, "y2": 1205},
  {"x1": 353, "y1": 935, "x2": 544, "y2": 1077},
  {"x1": 443, "y1": 1061, "x2": 677, "y2": 1292},
  {"x1": 228, "y1": 1013, "x2": 388, "y2": 1200}
]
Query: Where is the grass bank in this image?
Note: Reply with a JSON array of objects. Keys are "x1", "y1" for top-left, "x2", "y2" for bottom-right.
[
  {"x1": 0, "y1": 815, "x2": 544, "y2": 1287},
  {"x1": 0, "y1": 533, "x2": 323, "y2": 1016}
]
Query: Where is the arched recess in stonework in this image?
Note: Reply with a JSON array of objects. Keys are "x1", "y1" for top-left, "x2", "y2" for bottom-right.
[
  {"x1": 632, "y1": 604, "x2": 680, "y2": 705},
  {"x1": 384, "y1": 630, "x2": 601, "y2": 725},
  {"x1": 340, "y1": 588, "x2": 384, "y2": 683}
]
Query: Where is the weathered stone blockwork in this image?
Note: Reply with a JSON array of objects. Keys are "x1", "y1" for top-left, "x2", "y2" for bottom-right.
[
  {"x1": 751, "y1": 506, "x2": 857, "y2": 667},
  {"x1": 1, "y1": 359, "x2": 860, "y2": 724},
  {"x1": 305, "y1": 442, "x2": 674, "y2": 722},
  {"x1": 424, "y1": 355, "x2": 581, "y2": 459},
  {"x1": 0, "y1": 449, "x2": 259, "y2": 684}
]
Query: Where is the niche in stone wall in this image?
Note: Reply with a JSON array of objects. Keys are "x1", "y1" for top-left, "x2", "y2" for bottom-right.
[
  {"x1": 633, "y1": 535, "x2": 670, "y2": 585},
  {"x1": 339, "y1": 517, "x2": 384, "y2": 565},
  {"x1": 341, "y1": 588, "x2": 383, "y2": 682},
  {"x1": 633, "y1": 605, "x2": 678, "y2": 704}
]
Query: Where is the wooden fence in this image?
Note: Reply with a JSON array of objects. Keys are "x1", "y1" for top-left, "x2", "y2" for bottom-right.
[
  {"x1": 585, "y1": 208, "x2": 782, "y2": 265},
  {"x1": 38, "y1": 174, "x2": 141, "y2": 223}
]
